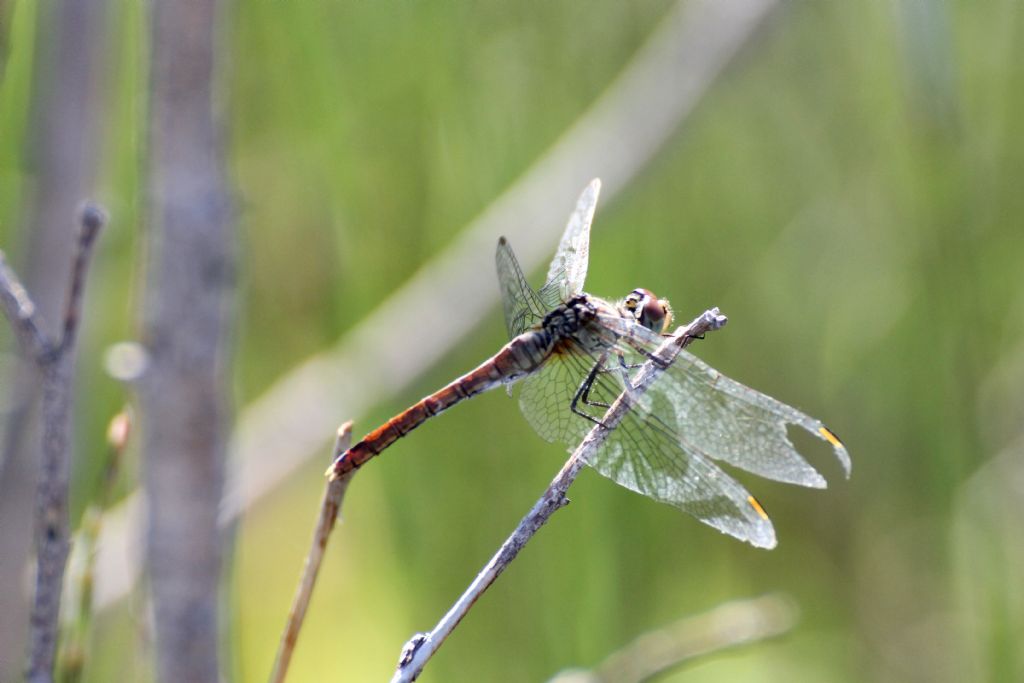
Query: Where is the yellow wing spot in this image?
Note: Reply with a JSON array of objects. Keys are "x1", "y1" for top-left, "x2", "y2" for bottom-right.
[
  {"x1": 819, "y1": 426, "x2": 844, "y2": 449},
  {"x1": 747, "y1": 495, "x2": 769, "y2": 521}
]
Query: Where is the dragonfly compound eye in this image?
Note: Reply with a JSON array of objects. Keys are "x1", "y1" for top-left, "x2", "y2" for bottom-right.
[
  {"x1": 657, "y1": 298, "x2": 673, "y2": 333},
  {"x1": 638, "y1": 293, "x2": 666, "y2": 332},
  {"x1": 621, "y1": 288, "x2": 670, "y2": 333}
]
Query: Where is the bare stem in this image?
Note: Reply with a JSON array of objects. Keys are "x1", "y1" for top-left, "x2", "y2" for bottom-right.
[
  {"x1": 269, "y1": 423, "x2": 354, "y2": 683},
  {"x1": 57, "y1": 203, "x2": 105, "y2": 356},
  {"x1": 0, "y1": 251, "x2": 51, "y2": 361},
  {"x1": 391, "y1": 308, "x2": 728, "y2": 683},
  {"x1": 0, "y1": 206, "x2": 106, "y2": 683}
]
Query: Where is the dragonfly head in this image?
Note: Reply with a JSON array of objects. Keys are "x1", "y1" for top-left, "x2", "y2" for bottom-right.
[{"x1": 621, "y1": 288, "x2": 673, "y2": 334}]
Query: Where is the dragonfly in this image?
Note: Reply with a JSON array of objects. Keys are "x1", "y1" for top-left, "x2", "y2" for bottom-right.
[{"x1": 328, "y1": 179, "x2": 850, "y2": 548}]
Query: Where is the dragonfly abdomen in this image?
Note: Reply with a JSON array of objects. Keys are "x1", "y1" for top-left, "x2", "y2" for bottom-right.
[{"x1": 330, "y1": 330, "x2": 553, "y2": 477}]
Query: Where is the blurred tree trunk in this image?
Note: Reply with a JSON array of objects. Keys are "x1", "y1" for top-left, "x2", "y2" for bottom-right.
[
  {"x1": 140, "y1": 0, "x2": 235, "y2": 681},
  {"x1": 0, "y1": 0, "x2": 107, "y2": 677}
]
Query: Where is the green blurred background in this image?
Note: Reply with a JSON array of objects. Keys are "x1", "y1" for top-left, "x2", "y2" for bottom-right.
[{"x1": 1, "y1": 0, "x2": 1023, "y2": 681}]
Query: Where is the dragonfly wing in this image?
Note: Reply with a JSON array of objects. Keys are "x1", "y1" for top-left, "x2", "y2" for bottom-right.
[
  {"x1": 495, "y1": 237, "x2": 548, "y2": 339},
  {"x1": 516, "y1": 342, "x2": 603, "y2": 446},
  {"x1": 516, "y1": 340, "x2": 776, "y2": 547},
  {"x1": 595, "y1": 311, "x2": 850, "y2": 486},
  {"x1": 592, "y1": 410, "x2": 778, "y2": 548},
  {"x1": 539, "y1": 179, "x2": 600, "y2": 306},
  {"x1": 656, "y1": 349, "x2": 851, "y2": 486}
]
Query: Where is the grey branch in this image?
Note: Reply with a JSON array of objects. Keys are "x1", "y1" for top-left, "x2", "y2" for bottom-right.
[
  {"x1": 140, "y1": 0, "x2": 236, "y2": 679},
  {"x1": 57, "y1": 204, "x2": 104, "y2": 356},
  {"x1": 0, "y1": 202, "x2": 104, "y2": 364},
  {"x1": 0, "y1": 206, "x2": 106, "y2": 683},
  {"x1": 269, "y1": 423, "x2": 354, "y2": 683},
  {"x1": 0, "y1": 0, "x2": 108, "y2": 671},
  {"x1": 0, "y1": 251, "x2": 50, "y2": 361},
  {"x1": 391, "y1": 308, "x2": 728, "y2": 683}
]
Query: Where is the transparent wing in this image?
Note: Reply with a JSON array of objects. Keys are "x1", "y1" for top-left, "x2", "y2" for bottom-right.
[
  {"x1": 517, "y1": 343, "x2": 603, "y2": 446},
  {"x1": 584, "y1": 369, "x2": 778, "y2": 549},
  {"x1": 495, "y1": 237, "x2": 548, "y2": 339},
  {"x1": 515, "y1": 336, "x2": 777, "y2": 548},
  {"x1": 656, "y1": 350, "x2": 851, "y2": 486},
  {"x1": 596, "y1": 311, "x2": 852, "y2": 485},
  {"x1": 538, "y1": 178, "x2": 600, "y2": 307}
]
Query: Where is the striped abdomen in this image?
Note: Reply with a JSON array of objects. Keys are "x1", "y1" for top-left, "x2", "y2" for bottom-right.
[{"x1": 329, "y1": 329, "x2": 553, "y2": 478}]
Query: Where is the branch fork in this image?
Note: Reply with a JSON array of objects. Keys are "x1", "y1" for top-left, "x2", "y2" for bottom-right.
[{"x1": 0, "y1": 204, "x2": 106, "y2": 683}]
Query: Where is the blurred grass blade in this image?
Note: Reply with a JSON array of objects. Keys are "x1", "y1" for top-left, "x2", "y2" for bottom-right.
[
  {"x1": 57, "y1": 410, "x2": 130, "y2": 683},
  {"x1": 548, "y1": 594, "x2": 798, "y2": 683}
]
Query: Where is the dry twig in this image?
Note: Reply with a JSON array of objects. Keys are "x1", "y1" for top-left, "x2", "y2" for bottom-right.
[
  {"x1": 391, "y1": 308, "x2": 728, "y2": 683},
  {"x1": 0, "y1": 205, "x2": 105, "y2": 683},
  {"x1": 0, "y1": 2, "x2": 108, "y2": 673},
  {"x1": 0, "y1": 252, "x2": 50, "y2": 362},
  {"x1": 269, "y1": 422, "x2": 354, "y2": 683}
]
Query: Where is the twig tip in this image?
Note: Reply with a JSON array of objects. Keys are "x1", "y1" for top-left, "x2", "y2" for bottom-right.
[
  {"x1": 336, "y1": 421, "x2": 354, "y2": 440},
  {"x1": 330, "y1": 421, "x2": 355, "y2": 463},
  {"x1": 79, "y1": 202, "x2": 107, "y2": 241}
]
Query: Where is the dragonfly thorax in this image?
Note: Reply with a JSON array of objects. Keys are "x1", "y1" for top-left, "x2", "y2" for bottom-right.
[
  {"x1": 541, "y1": 296, "x2": 598, "y2": 339},
  {"x1": 620, "y1": 288, "x2": 673, "y2": 334}
]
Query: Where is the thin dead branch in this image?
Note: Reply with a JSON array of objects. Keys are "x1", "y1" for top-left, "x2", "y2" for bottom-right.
[
  {"x1": 0, "y1": 254, "x2": 50, "y2": 362},
  {"x1": 0, "y1": 0, "x2": 108, "y2": 672},
  {"x1": 0, "y1": 205, "x2": 105, "y2": 683},
  {"x1": 391, "y1": 308, "x2": 728, "y2": 683},
  {"x1": 268, "y1": 423, "x2": 354, "y2": 683}
]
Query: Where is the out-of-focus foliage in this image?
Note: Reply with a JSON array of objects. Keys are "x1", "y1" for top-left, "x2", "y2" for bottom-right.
[{"x1": 1, "y1": 0, "x2": 1022, "y2": 681}]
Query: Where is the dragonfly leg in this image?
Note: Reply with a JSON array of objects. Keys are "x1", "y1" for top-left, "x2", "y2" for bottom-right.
[
  {"x1": 622, "y1": 337, "x2": 671, "y2": 369},
  {"x1": 614, "y1": 352, "x2": 644, "y2": 403},
  {"x1": 571, "y1": 359, "x2": 610, "y2": 425},
  {"x1": 615, "y1": 353, "x2": 644, "y2": 371},
  {"x1": 571, "y1": 352, "x2": 647, "y2": 429},
  {"x1": 662, "y1": 330, "x2": 707, "y2": 341}
]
